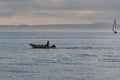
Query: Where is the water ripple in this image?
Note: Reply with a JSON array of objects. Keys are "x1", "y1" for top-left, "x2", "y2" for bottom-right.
[{"x1": 103, "y1": 59, "x2": 120, "y2": 62}]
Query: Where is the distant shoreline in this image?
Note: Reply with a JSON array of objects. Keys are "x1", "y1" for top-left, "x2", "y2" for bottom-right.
[{"x1": 0, "y1": 22, "x2": 112, "y2": 26}]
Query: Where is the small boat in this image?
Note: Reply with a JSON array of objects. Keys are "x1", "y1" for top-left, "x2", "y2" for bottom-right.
[
  {"x1": 29, "y1": 43, "x2": 56, "y2": 49},
  {"x1": 113, "y1": 18, "x2": 117, "y2": 34}
]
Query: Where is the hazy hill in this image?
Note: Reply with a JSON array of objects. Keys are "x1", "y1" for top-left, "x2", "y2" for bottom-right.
[{"x1": 0, "y1": 22, "x2": 118, "y2": 32}]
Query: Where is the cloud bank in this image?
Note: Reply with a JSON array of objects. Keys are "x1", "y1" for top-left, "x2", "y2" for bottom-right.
[{"x1": 0, "y1": 0, "x2": 119, "y2": 24}]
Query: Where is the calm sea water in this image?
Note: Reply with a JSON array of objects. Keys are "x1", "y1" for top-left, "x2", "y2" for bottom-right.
[{"x1": 0, "y1": 27, "x2": 120, "y2": 80}]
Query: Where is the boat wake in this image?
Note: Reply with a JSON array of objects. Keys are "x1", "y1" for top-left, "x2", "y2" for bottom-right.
[{"x1": 56, "y1": 46, "x2": 113, "y2": 50}]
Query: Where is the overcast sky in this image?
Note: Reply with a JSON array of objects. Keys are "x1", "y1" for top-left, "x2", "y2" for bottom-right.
[{"x1": 0, "y1": 0, "x2": 119, "y2": 25}]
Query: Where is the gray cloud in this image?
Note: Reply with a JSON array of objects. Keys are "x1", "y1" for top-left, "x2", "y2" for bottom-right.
[
  {"x1": 60, "y1": 0, "x2": 120, "y2": 10},
  {"x1": 1, "y1": 0, "x2": 120, "y2": 11},
  {"x1": 35, "y1": 0, "x2": 120, "y2": 10},
  {"x1": 0, "y1": 0, "x2": 120, "y2": 24}
]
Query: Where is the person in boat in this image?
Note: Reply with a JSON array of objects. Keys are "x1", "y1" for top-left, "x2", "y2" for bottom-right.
[{"x1": 44, "y1": 41, "x2": 49, "y2": 47}]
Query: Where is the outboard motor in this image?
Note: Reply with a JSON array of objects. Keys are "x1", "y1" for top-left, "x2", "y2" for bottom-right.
[{"x1": 51, "y1": 44, "x2": 56, "y2": 48}]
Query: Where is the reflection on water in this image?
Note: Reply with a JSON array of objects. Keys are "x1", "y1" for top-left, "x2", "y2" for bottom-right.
[{"x1": 0, "y1": 31, "x2": 120, "y2": 80}]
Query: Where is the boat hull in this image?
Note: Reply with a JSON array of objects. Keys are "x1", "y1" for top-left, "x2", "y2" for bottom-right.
[
  {"x1": 114, "y1": 31, "x2": 117, "y2": 34},
  {"x1": 29, "y1": 43, "x2": 56, "y2": 49}
]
